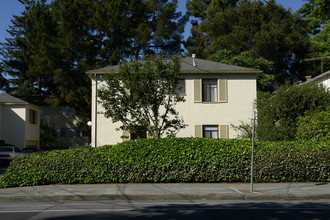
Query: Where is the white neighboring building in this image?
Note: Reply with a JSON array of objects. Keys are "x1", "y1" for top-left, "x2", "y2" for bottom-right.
[
  {"x1": 87, "y1": 57, "x2": 261, "y2": 147},
  {"x1": 303, "y1": 70, "x2": 330, "y2": 89},
  {"x1": 0, "y1": 94, "x2": 40, "y2": 149}
]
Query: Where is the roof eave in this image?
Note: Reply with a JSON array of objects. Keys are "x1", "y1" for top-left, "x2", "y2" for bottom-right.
[{"x1": 86, "y1": 70, "x2": 262, "y2": 76}]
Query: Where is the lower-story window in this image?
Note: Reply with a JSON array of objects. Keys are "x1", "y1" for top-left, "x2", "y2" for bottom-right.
[
  {"x1": 203, "y1": 125, "x2": 218, "y2": 138},
  {"x1": 195, "y1": 124, "x2": 229, "y2": 139}
]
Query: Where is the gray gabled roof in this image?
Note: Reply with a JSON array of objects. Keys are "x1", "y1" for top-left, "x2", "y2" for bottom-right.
[
  {"x1": 0, "y1": 94, "x2": 28, "y2": 104},
  {"x1": 87, "y1": 57, "x2": 262, "y2": 75}
]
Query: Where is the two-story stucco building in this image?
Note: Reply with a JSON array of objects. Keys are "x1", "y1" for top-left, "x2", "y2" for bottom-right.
[{"x1": 87, "y1": 57, "x2": 261, "y2": 147}]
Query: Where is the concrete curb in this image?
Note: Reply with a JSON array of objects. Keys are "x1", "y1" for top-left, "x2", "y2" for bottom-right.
[{"x1": 1, "y1": 193, "x2": 330, "y2": 202}]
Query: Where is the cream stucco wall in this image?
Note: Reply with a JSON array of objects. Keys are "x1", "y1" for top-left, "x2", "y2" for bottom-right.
[
  {"x1": 91, "y1": 73, "x2": 257, "y2": 146},
  {"x1": 175, "y1": 75, "x2": 256, "y2": 138},
  {"x1": 1, "y1": 105, "x2": 26, "y2": 148},
  {"x1": 0, "y1": 104, "x2": 40, "y2": 149}
]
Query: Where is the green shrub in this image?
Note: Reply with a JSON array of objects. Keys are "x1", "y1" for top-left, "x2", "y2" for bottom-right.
[
  {"x1": 296, "y1": 107, "x2": 330, "y2": 140},
  {"x1": 257, "y1": 84, "x2": 330, "y2": 141},
  {"x1": 0, "y1": 138, "x2": 329, "y2": 188},
  {"x1": 0, "y1": 138, "x2": 251, "y2": 187},
  {"x1": 255, "y1": 140, "x2": 330, "y2": 182}
]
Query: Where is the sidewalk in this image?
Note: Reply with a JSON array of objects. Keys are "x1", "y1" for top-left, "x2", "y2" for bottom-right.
[{"x1": 0, "y1": 182, "x2": 330, "y2": 202}]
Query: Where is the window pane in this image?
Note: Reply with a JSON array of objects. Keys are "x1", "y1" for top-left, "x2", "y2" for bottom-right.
[
  {"x1": 204, "y1": 131, "x2": 211, "y2": 138},
  {"x1": 210, "y1": 84, "x2": 218, "y2": 102},
  {"x1": 202, "y1": 80, "x2": 217, "y2": 102},
  {"x1": 211, "y1": 130, "x2": 218, "y2": 138},
  {"x1": 29, "y1": 109, "x2": 37, "y2": 124},
  {"x1": 203, "y1": 125, "x2": 218, "y2": 139},
  {"x1": 175, "y1": 79, "x2": 186, "y2": 95}
]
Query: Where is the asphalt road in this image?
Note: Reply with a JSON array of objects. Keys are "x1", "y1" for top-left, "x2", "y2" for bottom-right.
[{"x1": 1, "y1": 200, "x2": 330, "y2": 220}]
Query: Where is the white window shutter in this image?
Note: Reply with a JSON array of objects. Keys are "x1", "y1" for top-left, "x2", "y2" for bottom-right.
[
  {"x1": 218, "y1": 79, "x2": 228, "y2": 103},
  {"x1": 219, "y1": 125, "x2": 229, "y2": 139},
  {"x1": 194, "y1": 79, "x2": 202, "y2": 103},
  {"x1": 195, "y1": 125, "x2": 202, "y2": 138}
]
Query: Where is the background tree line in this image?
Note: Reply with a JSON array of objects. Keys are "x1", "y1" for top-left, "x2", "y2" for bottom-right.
[
  {"x1": 0, "y1": 0, "x2": 329, "y2": 141},
  {"x1": 0, "y1": 0, "x2": 186, "y2": 122}
]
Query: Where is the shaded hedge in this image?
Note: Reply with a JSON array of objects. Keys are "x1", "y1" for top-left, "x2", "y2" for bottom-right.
[{"x1": 0, "y1": 138, "x2": 329, "y2": 188}]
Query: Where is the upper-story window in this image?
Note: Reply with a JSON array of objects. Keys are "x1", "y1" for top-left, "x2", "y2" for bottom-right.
[
  {"x1": 194, "y1": 79, "x2": 228, "y2": 103},
  {"x1": 202, "y1": 79, "x2": 218, "y2": 102},
  {"x1": 29, "y1": 109, "x2": 37, "y2": 124},
  {"x1": 174, "y1": 79, "x2": 186, "y2": 96}
]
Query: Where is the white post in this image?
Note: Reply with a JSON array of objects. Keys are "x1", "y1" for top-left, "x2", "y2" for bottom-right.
[
  {"x1": 94, "y1": 74, "x2": 98, "y2": 147},
  {"x1": 250, "y1": 104, "x2": 256, "y2": 192}
]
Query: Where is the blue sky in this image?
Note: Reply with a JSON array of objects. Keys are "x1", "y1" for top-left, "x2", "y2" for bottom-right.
[{"x1": 0, "y1": 0, "x2": 305, "y2": 44}]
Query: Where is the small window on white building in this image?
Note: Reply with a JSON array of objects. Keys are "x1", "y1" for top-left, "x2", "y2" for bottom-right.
[
  {"x1": 29, "y1": 109, "x2": 37, "y2": 124},
  {"x1": 203, "y1": 125, "x2": 218, "y2": 139}
]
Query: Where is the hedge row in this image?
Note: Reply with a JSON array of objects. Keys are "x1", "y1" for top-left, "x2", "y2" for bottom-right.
[{"x1": 0, "y1": 138, "x2": 329, "y2": 188}]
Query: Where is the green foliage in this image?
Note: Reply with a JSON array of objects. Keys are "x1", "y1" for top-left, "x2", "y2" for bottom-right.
[
  {"x1": 296, "y1": 107, "x2": 330, "y2": 141},
  {"x1": 299, "y1": 1, "x2": 330, "y2": 76},
  {"x1": 1, "y1": 138, "x2": 330, "y2": 188},
  {"x1": 299, "y1": 0, "x2": 330, "y2": 34},
  {"x1": 185, "y1": 0, "x2": 310, "y2": 84},
  {"x1": 98, "y1": 55, "x2": 186, "y2": 138},
  {"x1": 255, "y1": 140, "x2": 330, "y2": 182},
  {"x1": 231, "y1": 120, "x2": 253, "y2": 139},
  {"x1": 0, "y1": 138, "x2": 252, "y2": 187},
  {"x1": 208, "y1": 49, "x2": 275, "y2": 91},
  {"x1": 256, "y1": 84, "x2": 330, "y2": 141},
  {"x1": 303, "y1": 21, "x2": 330, "y2": 76}
]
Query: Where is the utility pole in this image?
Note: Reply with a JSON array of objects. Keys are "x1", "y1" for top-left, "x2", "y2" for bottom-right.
[{"x1": 304, "y1": 56, "x2": 330, "y2": 74}]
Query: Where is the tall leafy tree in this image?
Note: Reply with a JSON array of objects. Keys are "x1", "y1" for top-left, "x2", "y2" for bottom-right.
[
  {"x1": 300, "y1": 0, "x2": 330, "y2": 35},
  {"x1": 98, "y1": 56, "x2": 186, "y2": 138},
  {"x1": 185, "y1": 0, "x2": 310, "y2": 86},
  {"x1": 256, "y1": 84, "x2": 330, "y2": 141},
  {"x1": 300, "y1": 0, "x2": 330, "y2": 76}
]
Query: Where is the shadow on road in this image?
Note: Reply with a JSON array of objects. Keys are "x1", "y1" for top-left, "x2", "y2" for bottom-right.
[{"x1": 39, "y1": 201, "x2": 330, "y2": 220}]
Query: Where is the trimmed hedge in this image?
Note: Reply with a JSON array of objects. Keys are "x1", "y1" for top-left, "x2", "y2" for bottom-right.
[
  {"x1": 0, "y1": 138, "x2": 329, "y2": 188},
  {"x1": 255, "y1": 140, "x2": 330, "y2": 182}
]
